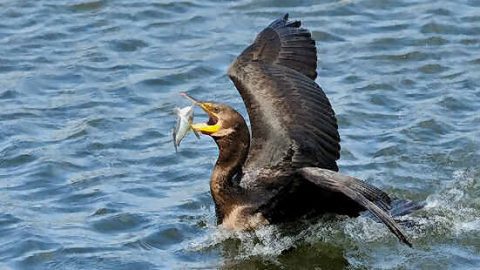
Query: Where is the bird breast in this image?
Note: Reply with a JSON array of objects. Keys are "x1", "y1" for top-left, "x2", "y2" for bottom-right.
[{"x1": 221, "y1": 205, "x2": 269, "y2": 230}]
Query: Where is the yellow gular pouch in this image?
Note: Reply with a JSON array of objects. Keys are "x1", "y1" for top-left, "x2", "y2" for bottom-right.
[{"x1": 191, "y1": 122, "x2": 221, "y2": 135}]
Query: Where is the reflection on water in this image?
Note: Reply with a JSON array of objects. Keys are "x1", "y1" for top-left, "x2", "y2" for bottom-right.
[{"x1": 0, "y1": 0, "x2": 479, "y2": 269}]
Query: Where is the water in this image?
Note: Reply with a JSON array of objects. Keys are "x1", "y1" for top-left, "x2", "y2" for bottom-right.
[{"x1": 0, "y1": 0, "x2": 479, "y2": 269}]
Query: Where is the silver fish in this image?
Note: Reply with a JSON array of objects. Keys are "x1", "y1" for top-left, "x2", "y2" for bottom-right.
[{"x1": 172, "y1": 104, "x2": 200, "y2": 152}]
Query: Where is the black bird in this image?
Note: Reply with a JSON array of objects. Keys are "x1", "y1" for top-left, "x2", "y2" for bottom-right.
[{"x1": 189, "y1": 14, "x2": 416, "y2": 246}]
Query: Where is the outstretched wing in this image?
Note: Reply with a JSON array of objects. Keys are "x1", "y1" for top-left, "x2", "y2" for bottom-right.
[
  {"x1": 299, "y1": 167, "x2": 412, "y2": 247},
  {"x1": 228, "y1": 14, "x2": 340, "y2": 171}
]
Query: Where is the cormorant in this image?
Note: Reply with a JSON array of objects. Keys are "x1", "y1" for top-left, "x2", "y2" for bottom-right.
[{"x1": 188, "y1": 14, "x2": 416, "y2": 246}]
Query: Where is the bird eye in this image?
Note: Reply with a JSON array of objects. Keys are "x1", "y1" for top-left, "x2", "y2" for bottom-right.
[{"x1": 213, "y1": 107, "x2": 220, "y2": 113}]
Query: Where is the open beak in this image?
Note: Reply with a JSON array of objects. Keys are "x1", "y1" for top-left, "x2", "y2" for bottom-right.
[
  {"x1": 181, "y1": 93, "x2": 221, "y2": 135},
  {"x1": 191, "y1": 102, "x2": 221, "y2": 135}
]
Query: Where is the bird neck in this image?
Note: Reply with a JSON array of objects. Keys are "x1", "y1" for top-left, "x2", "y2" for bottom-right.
[{"x1": 210, "y1": 128, "x2": 250, "y2": 221}]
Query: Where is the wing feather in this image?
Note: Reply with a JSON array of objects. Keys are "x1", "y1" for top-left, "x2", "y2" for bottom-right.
[
  {"x1": 229, "y1": 61, "x2": 340, "y2": 170},
  {"x1": 228, "y1": 14, "x2": 340, "y2": 170},
  {"x1": 299, "y1": 167, "x2": 412, "y2": 246},
  {"x1": 233, "y1": 13, "x2": 318, "y2": 80}
]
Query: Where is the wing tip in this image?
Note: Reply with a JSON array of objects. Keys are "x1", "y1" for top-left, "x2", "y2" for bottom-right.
[{"x1": 270, "y1": 13, "x2": 302, "y2": 29}]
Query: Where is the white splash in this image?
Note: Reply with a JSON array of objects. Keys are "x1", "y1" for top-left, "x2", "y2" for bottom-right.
[{"x1": 413, "y1": 169, "x2": 479, "y2": 237}]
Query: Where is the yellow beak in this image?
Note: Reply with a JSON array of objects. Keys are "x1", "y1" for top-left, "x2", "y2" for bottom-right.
[{"x1": 191, "y1": 102, "x2": 221, "y2": 135}]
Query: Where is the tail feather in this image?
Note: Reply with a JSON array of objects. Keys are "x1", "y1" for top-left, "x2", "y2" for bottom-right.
[{"x1": 390, "y1": 198, "x2": 425, "y2": 217}]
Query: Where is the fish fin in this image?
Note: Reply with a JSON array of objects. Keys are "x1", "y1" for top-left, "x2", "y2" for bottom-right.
[{"x1": 172, "y1": 127, "x2": 178, "y2": 152}]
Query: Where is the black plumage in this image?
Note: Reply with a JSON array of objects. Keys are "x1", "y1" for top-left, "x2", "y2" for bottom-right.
[
  {"x1": 228, "y1": 14, "x2": 339, "y2": 171},
  {"x1": 190, "y1": 14, "x2": 418, "y2": 247}
]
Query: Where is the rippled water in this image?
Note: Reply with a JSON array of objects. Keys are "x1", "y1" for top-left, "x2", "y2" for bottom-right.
[{"x1": 1, "y1": 0, "x2": 479, "y2": 269}]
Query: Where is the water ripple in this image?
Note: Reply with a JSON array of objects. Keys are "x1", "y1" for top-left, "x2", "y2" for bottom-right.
[{"x1": 0, "y1": 0, "x2": 479, "y2": 269}]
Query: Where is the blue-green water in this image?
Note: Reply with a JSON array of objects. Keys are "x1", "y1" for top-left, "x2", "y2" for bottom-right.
[{"x1": 1, "y1": 0, "x2": 479, "y2": 269}]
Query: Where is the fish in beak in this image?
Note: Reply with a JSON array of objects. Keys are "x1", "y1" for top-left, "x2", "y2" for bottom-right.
[{"x1": 172, "y1": 93, "x2": 201, "y2": 152}]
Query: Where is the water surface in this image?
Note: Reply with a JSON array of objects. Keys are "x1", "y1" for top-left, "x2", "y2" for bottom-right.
[{"x1": 1, "y1": 0, "x2": 479, "y2": 269}]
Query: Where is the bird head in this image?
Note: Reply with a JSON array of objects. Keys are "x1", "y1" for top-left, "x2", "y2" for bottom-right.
[
  {"x1": 193, "y1": 102, "x2": 245, "y2": 138},
  {"x1": 181, "y1": 93, "x2": 245, "y2": 139}
]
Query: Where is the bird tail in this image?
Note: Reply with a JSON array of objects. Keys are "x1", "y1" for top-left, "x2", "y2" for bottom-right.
[{"x1": 390, "y1": 198, "x2": 425, "y2": 217}]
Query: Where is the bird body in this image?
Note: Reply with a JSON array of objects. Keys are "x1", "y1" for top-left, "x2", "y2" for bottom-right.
[{"x1": 186, "y1": 14, "x2": 419, "y2": 246}]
